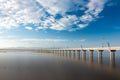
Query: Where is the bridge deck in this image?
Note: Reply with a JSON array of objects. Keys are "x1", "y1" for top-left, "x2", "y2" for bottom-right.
[{"x1": 56, "y1": 47, "x2": 120, "y2": 51}]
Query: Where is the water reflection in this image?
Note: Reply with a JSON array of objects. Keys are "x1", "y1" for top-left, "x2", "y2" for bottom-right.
[
  {"x1": 59, "y1": 50, "x2": 120, "y2": 74},
  {"x1": 0, "y1": 52, "x2": 120, "y2": 80}
]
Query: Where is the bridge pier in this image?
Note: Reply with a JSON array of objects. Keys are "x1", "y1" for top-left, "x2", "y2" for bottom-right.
[
  {"x1": 82, "y1": 50, "x2": 86, "y2": 62},
  {"x1": 73, "y1": 50, "x2": 76, "y2": 58},
  {"x1": 58, "y1": 50, "x2": 60, "y2": 56},
  {"x1": 64, "y1": 50, "x2": 66, "y2": 56},
  {"x1": 52, "y1": 50, "x2": 55, "y2": 55},
  {"x1": 89, "y1": 50, "x2": 94, "y2": 63},
  {"x1": 62, "y1": 50, "x2": 64, "y2": 56},
  {"x1": 98, "y1": 50, "x2": 103, "y2": 65},
  {"x1": 50, "y1": 47, "x2": 118, "y2": 70},
  {"x1": 63, "y1": 50, "x2": 65, "y2": 56},
  {"x1": 69, "y1": 50, "x2": 72, "y2": 57},
  {"x1": 59, "y1": 50, "x2": 61, "y2": 56},
  {"x1": 65, "y1": 50, "x2": 67, "y2": 57},
  {"x1": 76, "y1": 50, "x2": 80, "y2": 60},
  {"x1": 110, "y1": 50, "x2": 116, "y2": 68},
  {"x1": 60, "y1": 50, "x2": 62, "y2": 56}
]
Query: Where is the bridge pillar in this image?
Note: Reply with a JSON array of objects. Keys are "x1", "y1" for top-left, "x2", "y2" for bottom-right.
[
  {"x1": 57, "y1": 50, "x2": 59, "y2": 56},
  {"x1": 60, "y1": 50, "x2": 62, "y2": 56},
  {"x1": 89, "y1": 50, "x2": 94, "y2": 63},
  {"x1": 67, "y1": 50, "x2": 69, "y2": 57},
  {"x1": 76, "y1": 50, "x2": 80, "y2": 60},
  {"x1": 64, "y1": 50, "x2": 67, "y2": 57},
  {"x1": 73, "y1": 50, "x2": 76, "y2": 58},
  {"x1": 64, "y1": 50, "x2": 66, "y2": 56},
  {"x1": 61, "y1": 50, "x2": 63, "y2": 56},
  {"x1": 82, "y1": 50, "x2": 86, "y2": 62},
  {"x1": 52, "y1": 50, "x2": 54, "y2": 55},
  {"x1": 98, "y1": 50, "x2": 103, "y2": 65},
  {"x1": 63, "y1": 50, "x2": 65, "y2": 56},
  {"x1": 69, "y1": 50, "x2": 71, "y2": 57},
  {"x1": 66, "y1": 50, "x2": 68, "y2": 57},
  {"x1": 110, "y1": 50, "x2": 116, "y2": 68},
  {"x1": 58, "y1": 50, "x2": 60, "y2": 56}
]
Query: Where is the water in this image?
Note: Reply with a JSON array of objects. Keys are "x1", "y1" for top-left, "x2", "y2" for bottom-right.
[
  {"x1": 0, "y1": 52, "x2": 120, "y2": 80},
  {"x1": 69, "y1": 50, "x2": 120, "y2": 68}
]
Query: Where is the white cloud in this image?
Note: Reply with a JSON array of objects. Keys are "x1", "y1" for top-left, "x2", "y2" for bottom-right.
[
  {"x1": 80, "y1": 14, "x2": 94, "y2": 23},
  {"x1": 0, "y1": 0, "x2": 108, "y2": 31},
  {"x1": 50, "y1": 15, "x2": 78, "y2": 30},
  {"x1": 78, "y1": 24, "x2": 88, "y2": 28},
  {"x1": 85, "y1": 0, "x2": 108, "y2": 17},
  {"x1": 25, "y1": 26, "x2": 33, "y2": 30},
  {"x1": 78, "y1": 0, "x2": 108, "y2": 28},
  {"x1": 36, "y1": 0, "x2": 81, "y2": 16},
  {"x1": 0, "y1": 0, "x2": 45, "y2": 28}
]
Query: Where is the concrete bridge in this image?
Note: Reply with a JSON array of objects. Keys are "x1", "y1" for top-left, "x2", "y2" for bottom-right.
[
  {"x1": 0, "y1": 47, "x2": 120, "y2": 69},
  {"x1": 48, "y1": 47, "x2": 120, "y2": 68}
]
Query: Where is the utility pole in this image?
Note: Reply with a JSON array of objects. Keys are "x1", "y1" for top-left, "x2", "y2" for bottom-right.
[{"x1": 107, "y1": 42, "x2": 111, "y2": 50}]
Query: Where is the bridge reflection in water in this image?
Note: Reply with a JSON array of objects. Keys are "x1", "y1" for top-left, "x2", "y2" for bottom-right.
[{"x1": 49, "y1": 47, "x2": 120, "y2": 71}]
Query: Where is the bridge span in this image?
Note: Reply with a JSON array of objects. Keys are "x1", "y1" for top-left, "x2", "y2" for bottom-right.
[
  {"x1": 48, "y1": 47, "x2": 120, "y2": 68},
  {"x1": 0, "y1": 47, "x2": 120, "y2": 69}
]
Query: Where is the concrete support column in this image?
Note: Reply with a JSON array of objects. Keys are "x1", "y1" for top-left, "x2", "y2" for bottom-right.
[
  {"x1": 67, "y1": 50, "x2": 69, "y2": 57},
  {"x1": 73, "y1": 50, "x2": 76, "y2": 58},
  {"x1": 60, "y1": 50, "x2": 62, "y2": 56},
  {"x1": 82, "y1": 50, "x2": 86, "y2": 62},
  {"x1": 76, "y1": 50, "x2": 80, "y2": 60},
  {"x1": 55, "y1": 50, "x2": 56, "y2": 55},
  {"x1": 54, "y1": 50, "x2": 56, "y2": 55},
  {"x1": 58, "y1": 50, "x2": 61, "y2": 56},
  {"x1": 61, "y1": 50, "x2": 64, "y2": 56},
  {"x1": 57, "y1": 50, "x2": 59, "y2": 56},
  {"x1": 110, "y1": 50, "x2": 116, "y2": 68},
  {"x1": 64, "y1": 50, "x2": 66, "y2": 56},
  {"x1": 63, "y1": 50, "x2": 65, "y2": 56},
  {"x1": 64, "y1": 50, "x2": 67, "y2": 57},
  {"x1": 52, "y1": 50, "x2": 54, "y2": 54},
  {"x1": 65, "y1": 50, "x2": 68, "y2": 57},
  {"x1": 98, "y1": 50, "x2": 103, "y2": 65},
  {"x1": 89, "y1": 50, "x2": 94, "y2": 63},
  {"x1": 56, "y1": 50, "x2": 57, "y2": 55},
  {"x1": 69, "y1": 50, "x2": 71, "y2": 57},
  {"x1": 58, "y1": 50, "x2": 60, "y2": 56}
]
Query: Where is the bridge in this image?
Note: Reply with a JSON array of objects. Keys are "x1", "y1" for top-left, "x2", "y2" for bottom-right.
[
  {"x1": 47, "y1": 47, "x2": 120, "y2": 68},
  {"x1": 0, "y1": 47, "x2": 120, "y2": 69}
]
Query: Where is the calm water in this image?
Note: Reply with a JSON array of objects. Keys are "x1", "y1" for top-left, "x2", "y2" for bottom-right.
[
  {"x1": 0, "y1": 52, "x2": 120, "y2": 80},
  {"x1": 70, "y1": 50, "x2": 120, "y2": 68}
]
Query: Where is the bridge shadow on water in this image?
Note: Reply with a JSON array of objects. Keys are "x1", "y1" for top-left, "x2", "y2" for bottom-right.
[{"x1": 0, "y1": 52, "x2": 120, "y2": 80}]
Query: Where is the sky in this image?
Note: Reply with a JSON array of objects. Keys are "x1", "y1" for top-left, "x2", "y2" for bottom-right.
[{"x1": 0, "y1": 0, "x2": 120, "y2": 48}]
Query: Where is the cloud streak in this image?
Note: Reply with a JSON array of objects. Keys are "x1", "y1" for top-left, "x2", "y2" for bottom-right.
[{"x1": 0, "y1": 0, "x2": 108, "y2": 31}]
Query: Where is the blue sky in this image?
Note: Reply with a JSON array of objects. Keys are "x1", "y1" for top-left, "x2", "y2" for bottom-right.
[{"x1": 0, "y1": 0, "x2": 120, "y2": 48}]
